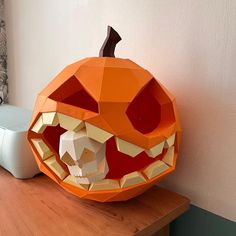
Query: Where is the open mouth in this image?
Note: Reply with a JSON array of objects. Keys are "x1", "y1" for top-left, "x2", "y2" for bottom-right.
[{"x1": 30, "y1": 112, "x2": 176, "y2": 192}]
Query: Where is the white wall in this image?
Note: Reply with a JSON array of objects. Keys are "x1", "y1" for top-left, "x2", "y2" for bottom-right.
[{"x1": 5, "y1": 0, "x2": 236, "y2": 221}]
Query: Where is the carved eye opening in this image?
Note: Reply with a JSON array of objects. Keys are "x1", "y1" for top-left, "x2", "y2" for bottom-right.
[
  {"x1": 126, "y1": 78, "x2": 175, "y2": 134},
  {"x1": 49, "y1": 76, "x2": 98, "y2": 113}
]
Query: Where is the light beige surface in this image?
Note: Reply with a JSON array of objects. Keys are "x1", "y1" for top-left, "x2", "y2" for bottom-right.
[
  {"x1": 115, "y1": 137, "x2": 144, "y2": 157},
  {"x1": 42, "y1": 112, "x2": 59, "y2": 126},
  {"x1": 63, "y1": 175, "x2": 89, "y2": 190},
  {"x1": 164, "y1": 134, "x2": 175, "y2": 148},
  {"x1": 162, "y1": 147, "x2": 175, "y2": 166},
  {"x1": 144, "y1": 161, "x2": 169, "y2": 179},
  {"x1": 120, "y1": 171, "x2": 146, "y2": 188},
  {"x1": 85, "y1": 122, "x2": 113, "y2": 143},
  {"x1": 5, "y1": 0, "x2": 236, "y2": 221},
  {"x1": 44, "y1": 156, "x2": 68, "y2": 180},
  {"x1": 31, "y1": 116, "x2": 46, "y2": 133},
  {"x1": 58, "y1": 113, "x2": 84, "y2": 131},
  {"x1": 31, "y1": 139, "x2": 52, "y2": 160},
  {"x1": 145, "y1": 141, "x2": 165, "y2": 158},
  {"x1": 89, "y1": 179, "x2": 120, "y2": 191}
]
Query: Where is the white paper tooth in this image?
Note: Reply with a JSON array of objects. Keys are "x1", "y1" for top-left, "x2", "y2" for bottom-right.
[
  {"x1": 144, "y1": 160, "x2": 169, "y2": 179},
  {"x1": 31, "y1": 139, "x2": 53, "y2": 160},
  {"x1": 63, "y1": 175, "x2": 89, "y2": 190},
  {"x1": 44, "y1": 156, "x2": 68, "y2": 180},
  {"x1": 42, "y1": 112, "x2": 59, "y2": 126},
  {"x1": 164, "y1": 133, "x2": 176, "y2": 148},
  {"x1": 120, "y1": 171, "x2": 146, "y2": 188},
  {"x1": 162, "y1": 146, "x2": 175, "y2": 166},
  {"x1": 115, "y1": 138, "x2": 144, "y2": 157},
  {"x1": 85, "y1": 122, "x2": 113, "y2": 143},
  {"x1": 89, "y1": 179, "x2": 120, "y2": 191},
  {"x1": 58, "y1": 113, "x2": 84, "y2": 131},
  {"x1": 31, "y1": 115, "x2": 46, "y2": 133},
  {"x1": 145, "y1": 141, "x2": 165, "y2": 158}
]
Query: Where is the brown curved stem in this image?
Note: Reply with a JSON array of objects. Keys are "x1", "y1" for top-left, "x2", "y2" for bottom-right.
[{"x1": 99, "y1": 26, "x2": 121, "y2": 57}]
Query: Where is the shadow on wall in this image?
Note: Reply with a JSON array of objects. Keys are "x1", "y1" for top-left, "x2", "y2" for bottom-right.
[{"x1": 160, "y1": 6, "x2": 236, "y2": 221}]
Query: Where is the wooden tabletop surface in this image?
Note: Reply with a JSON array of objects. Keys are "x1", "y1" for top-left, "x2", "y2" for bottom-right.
[{"x1": 0, "y1": 167, "x2": 190, "y2": 236}]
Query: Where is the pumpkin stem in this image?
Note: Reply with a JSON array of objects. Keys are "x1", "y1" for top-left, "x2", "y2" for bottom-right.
[{"x1": 99, "y1": 26, "x2": 121, "y2": 57}]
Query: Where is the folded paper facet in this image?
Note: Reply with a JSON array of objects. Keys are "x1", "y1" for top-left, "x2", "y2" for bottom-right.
[
  {"x1": 44, "y1": 156, "x2": 68, "y2": 180},
  {"x1": 32, "y1": 139, "x2": 53, "y2": 160},
  {"x1": 120, "y1": 171, "x2": 146, "y2": 188}
]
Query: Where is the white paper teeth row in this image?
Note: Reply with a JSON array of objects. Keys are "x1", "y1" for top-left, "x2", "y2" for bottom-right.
[
  {"x1": 31, "y1": 112, "x2": 84, "y2": 134},
  {"x1": 31, "y1": 112, "x2": 112, "y2": 139},
  {"x1": 145, "y1": 134, "x2": 176, "y2": 158},
  {"x1": 115, "y1": 133, "x2": 175, "y2": 158},
  {"x1": 32, "y1": 112, "x2": 176, "y2": 158},
  {"x1": 31, "y1": 137, "x2": 175, "y2": 191}
]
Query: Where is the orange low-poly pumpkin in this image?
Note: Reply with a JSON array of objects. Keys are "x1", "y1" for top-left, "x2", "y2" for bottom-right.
[{"x1": 28, "y1": 26, "x2": 181, "y2": 202}]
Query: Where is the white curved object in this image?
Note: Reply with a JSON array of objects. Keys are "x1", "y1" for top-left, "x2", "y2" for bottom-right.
[{"x1": 0, "y1": 105, "x2": 40, "y2": 178}]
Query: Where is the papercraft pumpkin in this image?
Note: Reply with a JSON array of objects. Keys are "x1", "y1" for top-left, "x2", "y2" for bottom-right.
[{"x1": 28, "y1": 26, "x2": 181, "y2": 202}]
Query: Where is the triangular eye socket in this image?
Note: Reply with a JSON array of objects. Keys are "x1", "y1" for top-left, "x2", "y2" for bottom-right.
[
  {"x1": 49, "y1": 76, "x2": 98, "y2": 113},
  {"x1": 126, "y1": 80, "x2": 161, "y2": 134}
]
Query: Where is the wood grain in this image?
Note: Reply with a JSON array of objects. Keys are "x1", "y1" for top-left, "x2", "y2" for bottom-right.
[{"x1": 0, "y1": 167, "x2": 189, "y2": 236}]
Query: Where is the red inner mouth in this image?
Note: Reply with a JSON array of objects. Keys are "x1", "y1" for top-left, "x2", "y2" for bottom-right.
[
  {"x1": 43, "y1": 125, "x2": 165, "y2": 179},
  {"x1": 105, "y1": 138, "x2": 165, "y2": 178}
]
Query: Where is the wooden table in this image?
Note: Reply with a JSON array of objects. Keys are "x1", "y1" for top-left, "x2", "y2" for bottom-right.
[{"x1": 0, "y1": 167, "x2": 190, "y2": 236}]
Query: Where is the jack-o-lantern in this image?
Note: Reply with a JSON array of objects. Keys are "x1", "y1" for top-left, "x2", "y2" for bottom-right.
[{"x1": 28, "y1": 26, "x2": 181, "y2": 202}]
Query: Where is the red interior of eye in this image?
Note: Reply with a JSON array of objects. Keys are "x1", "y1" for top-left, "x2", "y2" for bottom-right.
[
  {"x1": 126, "y1": 80, "x2": 161, "y2": 134},
  {"x1": 62, "y1": 90, "x2": 98, "y2": 113},
  {"x1": 49, "y1": 76, "x2": 98, "y2": 113},
  {"x1": 42, "y1": 126, "x2": 166, "y2": 179}
]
